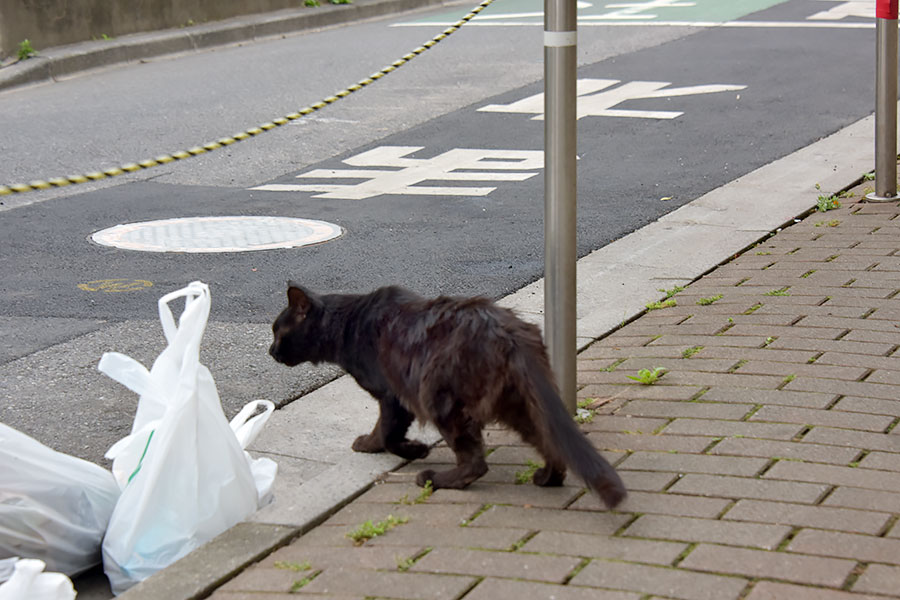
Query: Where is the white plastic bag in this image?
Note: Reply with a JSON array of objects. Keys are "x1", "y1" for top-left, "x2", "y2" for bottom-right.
[
  {"x1": 98, "y1": 281, "x2": 277, "y2": 595},
  {"x1": 0, "y1": 559, "x2": 75, "y2": 600},
  {"x1": 0, "y1": 423, "x2": 119, "y2": 577}
]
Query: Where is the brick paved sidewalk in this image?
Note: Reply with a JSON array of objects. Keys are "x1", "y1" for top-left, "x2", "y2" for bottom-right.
[{"x1": 210, "y1": 180, "x2": 900, "y2": 599}]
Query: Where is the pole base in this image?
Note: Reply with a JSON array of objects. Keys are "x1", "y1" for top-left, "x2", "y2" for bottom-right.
[{"x1": 864, "y1": 191, "x2": 900, "y2": 203}]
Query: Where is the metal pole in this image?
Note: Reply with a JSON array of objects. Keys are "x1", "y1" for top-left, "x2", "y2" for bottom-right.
[
  {"x1": 867, "y1": 0, "x2": 900, "y2": 202},
  {"x1": 544, "y1": 0, "x2": 577, "y2": 413}
]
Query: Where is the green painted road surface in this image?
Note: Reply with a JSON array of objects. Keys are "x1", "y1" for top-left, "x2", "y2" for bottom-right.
[{"x1": 402, "y1": 0, "x2": 792, "y2": 25}]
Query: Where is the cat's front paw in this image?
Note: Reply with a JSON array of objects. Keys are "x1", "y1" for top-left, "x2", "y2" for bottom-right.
[
  {"x1": 352, "y1": 433, "x2": 384, "y2": 453},
  {"x1": 394, "y1": 440, "x2": 430, "y2": 460}
]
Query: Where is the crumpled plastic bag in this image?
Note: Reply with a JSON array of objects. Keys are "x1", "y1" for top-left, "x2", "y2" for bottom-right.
[
  {"x1": 0, "y1": 423, "x2": 119, "y2": 577},
  {"x1": 0, "y1": 558, "x2": 76, "y2": 600}
]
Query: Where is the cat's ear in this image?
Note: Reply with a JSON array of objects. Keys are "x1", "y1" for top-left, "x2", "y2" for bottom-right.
[{"x1": 287, "y1": 281, "x2": 313, "y2": 314}]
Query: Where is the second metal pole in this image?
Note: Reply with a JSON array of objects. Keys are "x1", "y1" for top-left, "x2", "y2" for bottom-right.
[
  {"x1": 544, "y1": 0, "x2": 577, "y2": 414},
  {"x1": 868, "y1": 5, "x2": 900, "y2": 202}
]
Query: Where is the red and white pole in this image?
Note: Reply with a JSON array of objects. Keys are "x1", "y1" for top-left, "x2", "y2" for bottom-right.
[{"x1": 868, "y1": 0, "x2": 900, "y2": 201}]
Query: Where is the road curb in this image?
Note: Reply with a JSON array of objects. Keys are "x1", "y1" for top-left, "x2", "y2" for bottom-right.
[{"x1": 0, "y1": 0, "x2": 455, "y2": 93}]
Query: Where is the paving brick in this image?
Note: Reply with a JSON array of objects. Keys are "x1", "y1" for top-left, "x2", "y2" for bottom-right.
[
  {"x1": 710, "y1": 436, "x2": 860, "y2": 464},
  {"x1": 587, "y1": 432, "x2": 713, "y2": 453},
  {"x1": 262, "y1": 545, "x2": 423, "y2": 572},
  {"x1": 693, "y1": 345, "x2": 818, "y2": 364},
  {"x1": 486, "y1": 445, "x2": 544, "y2": 464},
  {"x1": 769, "y1": 337, "x2": 895, "y2": 356},
  {"x1": 734, "y1": 360, "x2": 869, "y2": 381},
  {"x1": 579, "y1": 345, "x2": 686, "y2": 360},
  {"x1": 790, "y1": 529, "x2": 900, "y2": 565},
  {"x1": 859, "y1": 450, "x2": 900, "y2": 471},
  {"x1": 845, "y1": 328, "x2": 900, "y2": 344},
  {"x1": 802, "y1": 427, "x2": 900, "y2": 452},
  {"x1": 614, "y1": 356, "x2": 738, "y2": 373},
  {"x1": 852, "y1": 564, "x2": 900, "y2": 595},
  {"x1": 461, "y1": 577, "x2": 641, "y2": 600},
  {"x1": 660, "y1": 418, "x2": 804, "y2": 440},
  {"x1": 723, "y1": 323, "x2": 847, "y2": 340},
  {"x1": 622, "y1": 322, "x2": 726, "y2": 337},
  {"x1": 745, "y1": 581, "x2": 883, "y2": 600},
  {"x1": 795, "y1": 314, "x2": 900, "y2": 332},
  {"x1": 764, "y1": 460, "x2": 900, "y2": 492},
  {"x1": 753, "y1": 304, "x2": 867, "y2": 319},
  {"x1": 323, "y1": 502, "x2": 480, "y2": 528},
  {"x1": 409, "y1": 547, "x2": 581, "y2": 583},
  {"x1": 430, "y1": 481, "x2": 583, "y2": 508},
  {"x1": 465, "y1": 504, "x2": 629, "y2": 535},
  {"x1": 833, "y1": 396, "x2": 900, "y2": 417},
  {"x1": 865, "y1": 368, "x2": 900, "y2": 385},
  {"x1": 570, "y1": 489, "x2": 730, "y2": 517},
  {"x1": 624, "y1": 514, "x2": 789, "y2": 550},
  {"x1": 219, "y1": 567, "x2": 315, "y2": 593},
  {"x1": 617, "y1": 451, "x2": 768, "y2": 476},
  {"x1": 722, "y1": 499, "x2": 891, "y2": 534},
  {"x1": 680, "y1": 313, "x2": 799, "y2": 327},
  {"x1": 618, "y1": 470, "x2": 679, "y2": 492},
  {"x1": 668, "y1": 474, "x2": 828, "y2": 503},
  {"x1": 649, "y1": 334, "x2": 774, "y2": 349},
  {"x1": 577, "y1": 383, "x2": 703, "y2": 401},
  {"x1": 568, "y1": 559, "x2": 748, "y2": 600},
  {"x1": 661, "y1": 371, "x2": 788, "y2": 389},
  {"x1": 521, "y1": 530, "x2": 687, "y2": 564},
  {"x1": 582, "y1": 415, "x2": 670, "y2": 434},
  {"x1": 823, "y1": 486, "x2": 900, "y2": 512},
  {"x1": 751, "y1": 405, "x2": 894, "y2": 432},
  {"x1": 616, "y1": 400, "x2": 755, "y2": 420},
  {"x1": 785, "y1": 375, "x2": 900, "y2": 401},
  {"x1": 362, "y1": 524, "x2": 528, "y2": 551},
  {"x1": 701, "y1": 387, "x2": 836, "y2": 409},
  {"x1": 679, "y1": 543, "x2": 855, "y2": 587},
  {"x1": 299, "y1": 567, "x2": 476, "y2": 600}
]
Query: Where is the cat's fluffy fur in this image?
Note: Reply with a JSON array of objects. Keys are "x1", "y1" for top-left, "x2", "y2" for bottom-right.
[{"x1": 269, "y1": 283, "x2": 626, "y2": 508}]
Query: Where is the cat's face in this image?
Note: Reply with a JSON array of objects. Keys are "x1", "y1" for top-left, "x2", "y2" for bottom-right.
[{"x1": 269, "y1": 283, "x2": 314, "y2": 367}]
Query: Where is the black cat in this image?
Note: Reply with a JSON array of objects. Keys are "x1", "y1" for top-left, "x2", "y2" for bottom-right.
[{"x1": 269, "y1": 282, "x2": 626, "y2": 508}]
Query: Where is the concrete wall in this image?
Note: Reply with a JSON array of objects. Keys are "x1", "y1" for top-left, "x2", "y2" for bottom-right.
[{"x1": 0, "y1": 0, "x2": 316, "y2": 59}]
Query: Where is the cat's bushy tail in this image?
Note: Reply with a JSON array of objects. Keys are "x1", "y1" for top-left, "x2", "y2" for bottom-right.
[{"x1": 520, "y1": 351, "x2": 627, "y2": 509}]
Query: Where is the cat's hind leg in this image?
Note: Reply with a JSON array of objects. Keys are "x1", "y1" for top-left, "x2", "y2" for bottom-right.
[
  {"x1": 417, "y1": 413, "x2": 488, "y2": 489},
  {"x1": 503, "y1": 407, "x2": 567, "y2": 487}
]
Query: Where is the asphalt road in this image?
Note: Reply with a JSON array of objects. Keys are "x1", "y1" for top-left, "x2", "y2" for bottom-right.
[{"x1": 0, "y1": 0, "x2": 876, "y2": 460}]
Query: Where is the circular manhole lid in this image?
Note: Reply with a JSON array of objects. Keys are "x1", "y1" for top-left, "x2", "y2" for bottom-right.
[{"x1": 91, "y1": 216, "x2": 343, "y2": 253}]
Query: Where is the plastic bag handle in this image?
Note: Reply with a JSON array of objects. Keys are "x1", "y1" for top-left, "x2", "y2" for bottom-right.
[
  {"x1": 229, "y1": 400, "x2": 275, "y2": 449},
  {"x1": 157, "y1": 281, "x2": 210, "y2": 345},
  {"x1": 97, "y1": 352, "x2": 162, "y2": 400}
]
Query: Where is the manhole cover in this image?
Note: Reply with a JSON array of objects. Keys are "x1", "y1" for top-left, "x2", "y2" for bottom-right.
[{"x1": 91, "y1": 216, "x2": 343, "y2": 253}]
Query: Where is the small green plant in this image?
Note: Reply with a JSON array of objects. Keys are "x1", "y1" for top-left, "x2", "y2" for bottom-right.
[
  {"x1": 658, "y1": 285, "x2": 685, "y2": 299},
  {"x1": 756, "y1": 251, "x2": 772, "y2": 256},
  {"x1": 346, "y1": 515, "x2": 409, "y2": 545},
  {"x1": 396, "y1": 556, "x2": 416, "y2": 571},
  {"x1": 329, "y1": 0, "x2": 353, "y2": 4},
  {"x1": 764, "y1": 287, "x2": 790, "y2": 296},
  {"x1": 397, "y1": 479, "x2": 433, "y2": 505},
  {"x1": 514, "y1": 460, "x2": 542, "y2": 484},
  {"x1": 682, "y1": 345, "x2": 703, "y2": 359},
  {"x1": 816, "y1": 194, "x2": 841, "y2": 212},
  {"x1": 290, "y1": 571, "x2": 320, "y2": 591},
  {"x1": 305, "y1": 0, "x2": 321, "y2": 6},
  {"x1": 274, "y1": 560, "x2": 311, "y2": 572},
  {"x1": 17, "y1": 39, "x2": 36, "y2": 60},
  {"x1": 864, "y1": 171, "x2": 876, "y2": 181},
  {"x1": 646, "y1": 298, "x2": 676, "y2": 311},
  {"x1": 696, "y1": 294, "x2": 723, "y2": 306},
  {"x1": 800, "y1": 270, "x2": 816, "y2": 279},
  {"x1": 782, "y1": 374, "x2": 796, "y2": 385},
  {"x1": 763, "y1": 336, "x2": 776, "y2": 347},
  {"x1": 627, "y1": 367, "x2": 667, "y2": 385}
]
